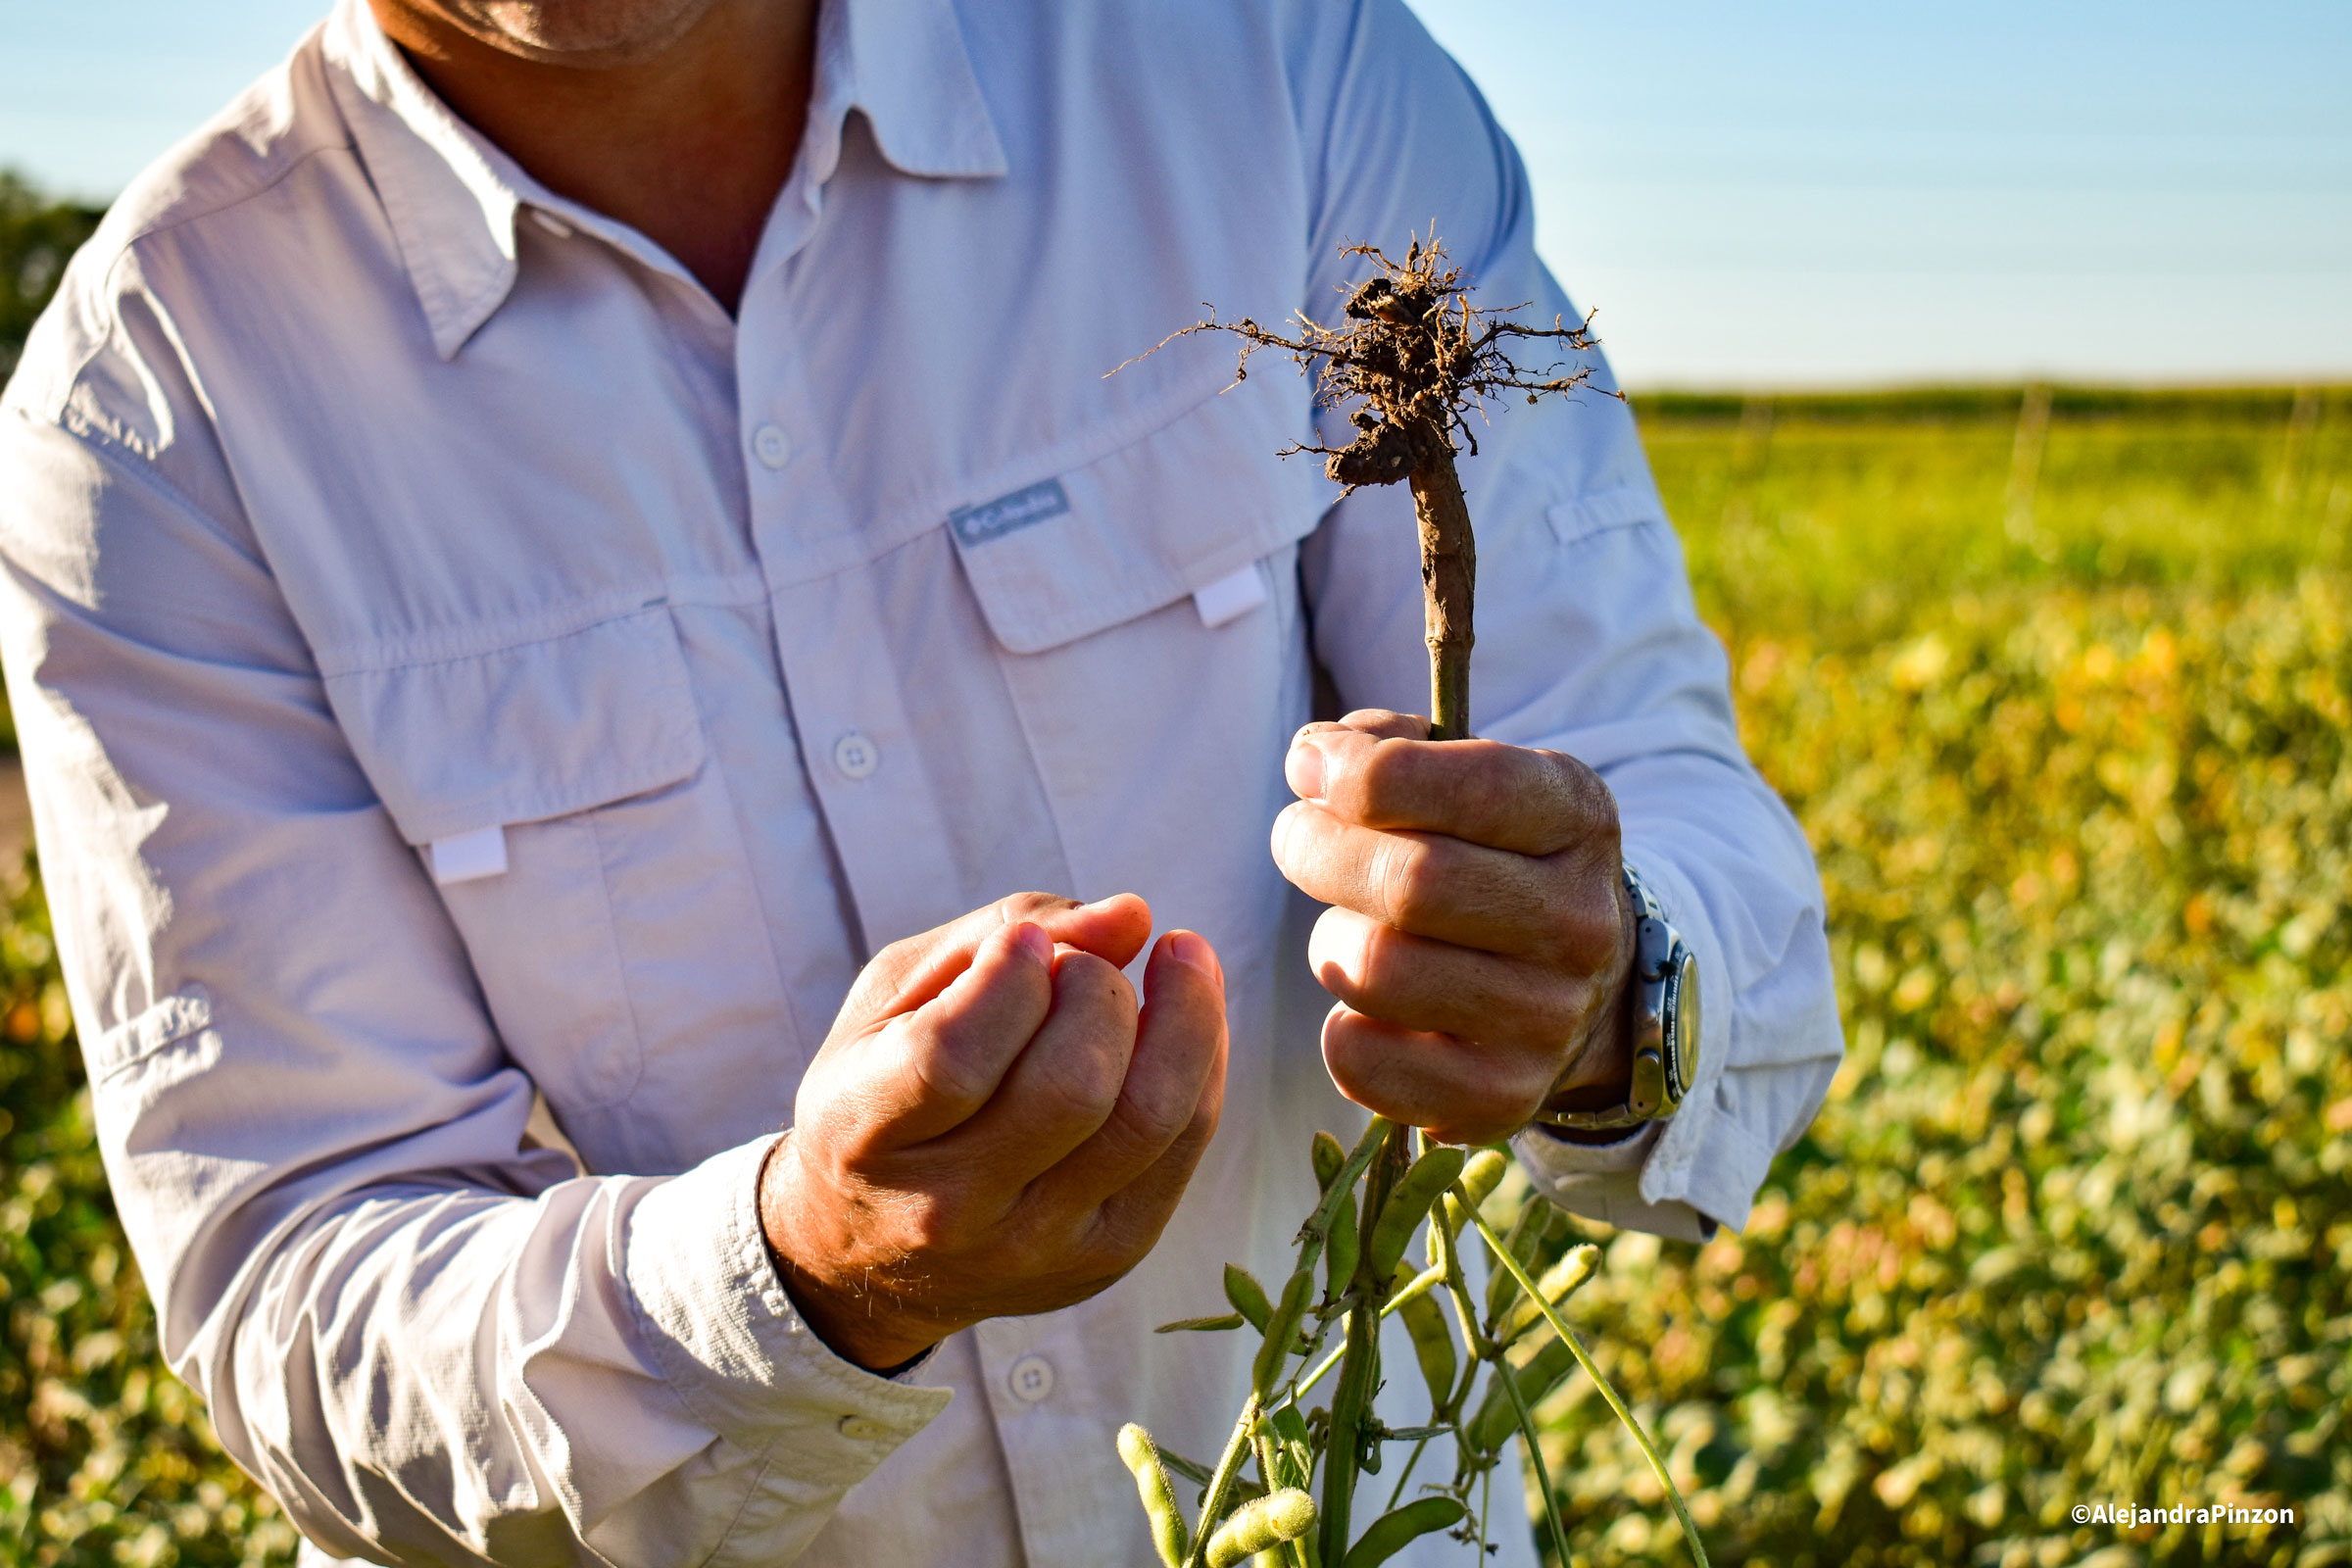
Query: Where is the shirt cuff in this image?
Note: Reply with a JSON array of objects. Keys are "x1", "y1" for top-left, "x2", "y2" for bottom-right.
[
  {"x1": 1614, "y1": 848, "x2": 1764, "y2": 1231},
  {"x1": 1523, "y1": 1119, "x2": 1656, "y2": 1175},
  {"x1": 620, "y1": 1135, "x2": 953, "y2": 1484},
  {"x1": 1507, "y1": 850, "x2": 1742, "y2": 1243},
  {"x1": 1511, "y1": 1121, "x2": 1714, "y2": 1243}
]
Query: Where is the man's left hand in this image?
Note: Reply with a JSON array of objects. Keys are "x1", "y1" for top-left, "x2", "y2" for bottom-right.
[{"x1": 1271, "y1": 710, "x2": 1638, "y2": 1146}]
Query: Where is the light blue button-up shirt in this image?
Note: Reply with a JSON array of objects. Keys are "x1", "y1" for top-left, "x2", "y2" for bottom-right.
[{"x1": 0, "y1": 0, "x2": 1841, "y2": 1563}]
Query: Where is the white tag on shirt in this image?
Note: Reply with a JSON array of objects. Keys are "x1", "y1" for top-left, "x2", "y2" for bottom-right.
[
  {"x1": 428, "y1": 825, "x2": 509, "y2": 885},
  {"x1": 1193, "y1": 564, "x2": 1267, "y2": 628}
]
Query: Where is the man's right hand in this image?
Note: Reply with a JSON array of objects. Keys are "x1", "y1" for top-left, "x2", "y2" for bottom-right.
[{"x1": 759, "y1": 893, "x2": 1229, "y2": 1371}]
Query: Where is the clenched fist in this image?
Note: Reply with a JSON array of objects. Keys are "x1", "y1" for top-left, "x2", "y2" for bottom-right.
[
  {"x1": 760, "y1": 893, "x2": 1228, "y2": 1370},
  {"x1": 1272, "y1": 710, "x2": 1639, "y2": 1146}
]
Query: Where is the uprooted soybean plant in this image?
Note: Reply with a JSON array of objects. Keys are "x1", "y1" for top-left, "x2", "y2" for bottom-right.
[{"x1": 1110, "y1": 240, "x2": 1711, "y2": 1568}]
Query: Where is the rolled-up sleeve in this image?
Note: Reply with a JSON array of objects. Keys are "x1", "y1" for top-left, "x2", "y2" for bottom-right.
[
  {"x1": 0, "y1": 410, "x2": 949, "y2": 1566},
  {"x1": 1289, "y1": 0, "x2": 1844, "y2": 1238}
]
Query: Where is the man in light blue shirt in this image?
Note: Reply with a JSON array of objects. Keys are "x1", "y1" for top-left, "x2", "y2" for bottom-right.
[{"x1": 0, "y1": 0, "x2": 1842, "y2": 1562}]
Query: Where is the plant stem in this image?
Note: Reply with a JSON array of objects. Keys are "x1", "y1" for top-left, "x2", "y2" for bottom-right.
[
  {"x1": 1288, "y1": 1263, "x2": 1446, "y2": 1403},
  {"x1": 1430, "y1": 1206, "x2": 1499, "y2": 1494},
  {"x1": 1491, "y1": 1347, "x2": 1574, "y2": 1566},
  {"x1": 1468, "y1": 1211, "x2": 1712, "y2": 1568},
  {"x1": 1318, "y1": 1124, "x2": 1410, "y2": 1566},
  {"x1": 1318, "y1": 1288, "x2": 1378, "y2": 1564},
  {"x1": 1431, "y1": 1195, "x2": 1494, "y2": 1361},
  {"x1": 1407, "y1": 439, "x2": 1475, "y2": 741},
  {"x1": 1182, "y1": 1393, "x2": 1262, "y2": 1568}
]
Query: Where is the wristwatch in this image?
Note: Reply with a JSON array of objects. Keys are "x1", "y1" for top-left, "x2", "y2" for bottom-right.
[{"x1": 1533, "y1": 863, "x2": 1699, "y2": 1133}]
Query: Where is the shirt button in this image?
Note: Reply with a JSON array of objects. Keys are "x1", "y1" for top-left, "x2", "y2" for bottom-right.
[
  {"x1": 1007, "y1": 1354, "x2": 1054, "y2": 1403},
  {"x1": 837, "y1": 1414, "x2": 892, "y2": 1442},
  {"x1": 752, "y1": 424, "x2": 793, "y2": 469},
  {"x1": 832, "y1": 732, "x2": 879, "y2": 780}
]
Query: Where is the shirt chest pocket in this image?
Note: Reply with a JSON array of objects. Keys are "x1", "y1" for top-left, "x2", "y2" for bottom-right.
[
  {"x1": 945, "y1": 373, "x2": 1333, "y2": 942},
  {"x1": 321, "y1": 608, "x2": 792, "y2": 1174}
]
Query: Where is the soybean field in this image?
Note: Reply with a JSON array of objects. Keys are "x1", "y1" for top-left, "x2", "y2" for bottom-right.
[{"x1": 1528, "y1": 385, "x2": 2352, "y2": 1568}]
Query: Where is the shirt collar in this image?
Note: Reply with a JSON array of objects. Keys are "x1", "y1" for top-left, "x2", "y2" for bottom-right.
[
  {"x1": 839, "y1": 0, "x2": 1008, "y2": 182},
  {"x1": 321, "y1": 0, "x2": 1006, "y2": 360}
]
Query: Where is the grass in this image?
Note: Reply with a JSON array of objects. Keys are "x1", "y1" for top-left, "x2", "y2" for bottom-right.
[{"x1": 1645, "y1": 386, "x2": 2352, "y2": 650}]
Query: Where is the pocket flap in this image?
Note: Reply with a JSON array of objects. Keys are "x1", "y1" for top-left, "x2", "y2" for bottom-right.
[
  {"x1": 323, "y1": 608, "x2": 706, "y2": 846},
  {"x1": 1544, "y1": 479, "x2": 1667, "y2": 546},
  {"x1": 948, "y1": 374, "x2": 1334, "y2": 654}
]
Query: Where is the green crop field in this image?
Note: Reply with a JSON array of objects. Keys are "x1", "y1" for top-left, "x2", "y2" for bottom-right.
[
  {"x1": 1529, "y1": 387, "x2": 2352, "y2": 1568},
  {"x1": 3, "y1": 175, "x2": 2348, "y2": 1568}
]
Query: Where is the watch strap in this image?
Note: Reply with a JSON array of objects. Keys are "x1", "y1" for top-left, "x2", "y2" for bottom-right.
[{"x1": 1532, "y1": 862, "x2": 1699, "y2": 1134}]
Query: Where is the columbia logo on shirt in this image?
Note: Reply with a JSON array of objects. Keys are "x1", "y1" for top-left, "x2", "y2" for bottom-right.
[{"x1": 949, "y1": 478, "x2": 1071, "y2": 544}]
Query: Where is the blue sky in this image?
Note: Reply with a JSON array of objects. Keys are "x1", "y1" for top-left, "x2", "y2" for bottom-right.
[{"x1": 3, "y1": 0, "x2": 2346, "y2": 388}]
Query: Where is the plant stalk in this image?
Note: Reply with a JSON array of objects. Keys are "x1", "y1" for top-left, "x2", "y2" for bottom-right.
[
  {"x1": 1468, "y1": 1210, "x2": 1712, "y2": 1568},
  {"x1": 1317, "y1": 1124, "x2": 1410, "y2": 1566},
  {"x1": 1182, "y1": 1393, "x2": 1263, "y2": 1568},
  {"x1": 1288, "y1": 1262, "x2": 1446, "y2": 1403},
  {"x1": 1491, "y1": 1346, "x2": 1574, "y2": 1566},
  {"x1": 1407, "y1": 438, "x2": 1475, "y2": 741}
]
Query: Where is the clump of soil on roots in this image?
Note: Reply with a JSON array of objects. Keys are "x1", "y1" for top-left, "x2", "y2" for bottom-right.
[{"x1": 1149, "y1": 234, "x2": 1612, "y2": 739}]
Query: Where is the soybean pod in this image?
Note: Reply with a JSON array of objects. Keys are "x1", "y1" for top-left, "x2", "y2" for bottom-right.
[
  {"x1": 1340, "y1": 1496, "x2": 1467, "y2": 1568},
  {"x1": 1226, "y1": 1264, "x2": 1273, "y2": 1334},
  {"x1": 1482, "y1": 1199, "x2": 1555, "y2": 1324},
  {"x1": 1456, "y1": 1148, "x2": 1508, "y2": 1209},
  {"x1": 1496, "y1": 1243, "x2": 1600, "y2": 1347},
  {"x1": 1118, "y1": 1423, "x2": 1193, "y2": 1568},
  {"x1": 1434, "y1": 1149, "x2": 1510, "y2": 1251},
  {"x1": 1365, "y1": 1147, "x2": 1466, "y2": 1283},
  {"x1": 1392, "y1": 1261, "x2": 1456, "y2": 1418},
  {"x1": 1311, "y1": 1130, "x2": 1347, "y2": 1192},
  {"x1": 1205, "y1": 1489, "x2": 1318, "y2": 1568},
  {"x1": 1251, "y1": 1267, "x2": 1314, "y2": 1398},
  {"x1": 1324, "y1": 1184, "x2": 1359, "y2": 1298}
]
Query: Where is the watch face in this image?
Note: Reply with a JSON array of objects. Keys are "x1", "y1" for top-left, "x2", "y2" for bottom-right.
[{"x1": 1670, "y1": 948, "x2": 1700, "y2": 1093}]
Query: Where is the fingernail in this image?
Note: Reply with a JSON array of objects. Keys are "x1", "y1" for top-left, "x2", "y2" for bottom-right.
[
  {"x1": 1011, "y1": 922, "x2": 1052, "y2": 963},
  {"x1": 1170, "y1": 930, "x2": 1221, "y2": 981},
  {"x1": 1286, "y1": 739, "x2": 1326, "y2": 802},
  {"x1": 1269, "y1": 801, "x2": 1305, "y2": 866}
]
